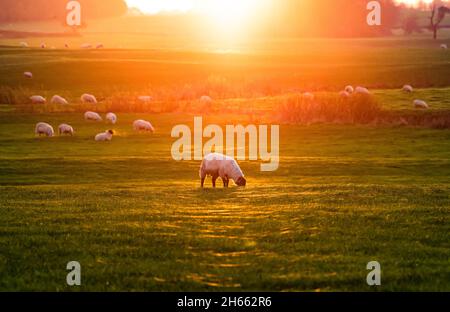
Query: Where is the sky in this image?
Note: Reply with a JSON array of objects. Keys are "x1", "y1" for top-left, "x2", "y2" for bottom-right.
[{"x1": 125, "y1": 0, "x2": 438, "y2": 15}]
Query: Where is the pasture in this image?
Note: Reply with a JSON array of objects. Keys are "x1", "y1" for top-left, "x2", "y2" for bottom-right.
[{"x1": 0, "y1": 38, "x2": 449, "y2": 291}]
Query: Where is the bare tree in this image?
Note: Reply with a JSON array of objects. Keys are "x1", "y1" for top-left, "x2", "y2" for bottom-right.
[{"x1": 430, "y1": 1, "x2": 450, "y2": 39}]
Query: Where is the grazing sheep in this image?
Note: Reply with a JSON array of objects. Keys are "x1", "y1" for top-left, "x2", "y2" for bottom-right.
[
  {"x1": 199, "y1": 153, "x2": 246, "y2": 188},
  {"x1": 24, "y1": 71, "x2": 33, "y2": 79},
  {"x1": 106, "y1": 112, "x2": 117, "y2": 124},
  {"x1": 403, "y1": 85, "x2": 413, "y2": 93},
  {"x1": 84, "y1": 111, "x2": 103, "y2": 121},
  {"x1": 81, "y1": 43, "x2": 92, "y2": 49},
  {"x1": 35, "y1": 122, "x2": 54, "y2": 137},
  {"x1": 303, "y1": 92, "x2": 315, "y2": 100},
  {"x1": 30, "y1": 95, "x2": 46, "y2": 104},
  {"x1": 133, "y1": 119, "x2": 154, "y2": 132},
  {"x1": 414, "y1": 99, "x2": 429, "y2": 109},
  {"x1": 339, "y1": 90, "x2": 350, "y2": 98},
  {"x1": 95, "y1": 130, "x2": 114, "y2": 142},
  {"x1": 355, "y1": 86, "x2": 370, "y2": 95},
  {"x1": 20, "y1": 42, "x2": 29, "y2": 48},
  {"x1": 345, "y1": 85, "x2": 354, "y2": 94},
  {"x1": 81, "y1": 93, "x2": 98, "y2": 104},
  {"x1": 440, "y1": 44, "x2": 448, "y2": 50},
  {"x1": 51, "y1": 95, "x2": 69, "y2": 105},
  {"x1": 58, "y1": 124, "x2": 74, "y2": 136},
  {"x1": 137, "y1": 95, "x2": 153, "y2": 103},
  {"x1": 96, "y1": 43, "x2": 104, "y2": 49},
  {"x1": 200, "y1": 95, "x2": 213, "y2": 104}
]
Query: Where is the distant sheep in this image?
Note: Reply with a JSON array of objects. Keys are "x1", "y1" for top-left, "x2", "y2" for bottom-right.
[
  {"x1": 96, "y1": 43, "x2": 104, "y2": 49},
  {"x1": 84, "y1": 111, "x2": 102, "y2": 121},
  {"x1": 58, "y1": 124, "x2": 74, "y2": 136},
  {"x1": 81, "y1": 94, "x2": 98, "y2": 104},
  {"x1": 403, "y1": 85, "x2": 413, "y2": 93},
  {"x1": 81, "y1": 43, "x2": 93, "y2": 49},
  {"x1": 20, "y1": 42, "x2": 29, "y2": 48},
  {"x1": 345, "y1": 85, "x2": 354, "y2": 94},
  {"x1": 339, "y1": 90, "x2": 350, "y2": 98},
  {"x1": 303, "y1": 92, "x2": 315, "y2": 100},
  {"x1": 355, "y1": 86, "x2": 370, "y2": 95},
  {"x1": 35, "y1": 122, "x2": 54, "y2": 137},
  {"x1": 106, "y1": 112, "x2": 117, "y2": 124},
  {"x1": 440, "y1": 44, "x2": 448, "y2": 50},
  {"x1": 64, "y1": 43, "x2": 70, "y2": 48},
  {"x1": 414, "y1": 99, "x2": 429, "y2": 109},
  {"x1": 51, "y1": 95, "x2": 69, "y2": 105},
  {"x1": 133, "y1": 119, "x2": 154, "y2": 132},
  {"x1": 40, "y1": 43, "x2": 46, "y2": 49},
  {"x1": 200, "y1": 95, "x2": 213, "y2": 104},
  {"x1": 95, "y1": 130, "x2": 114, "y2": 142},
  {"x1": 30, "y1": 95, "x2": 46, "y2": 104},
  {"x1": 137, "y1": 95, "x2": 153, "y2": 103},
  {"x1": 199, "y1": 153, "x2": 246, "y2": 188},
  {"x1": 24, "y1": 72, "x2": 33, "y2": 79}
]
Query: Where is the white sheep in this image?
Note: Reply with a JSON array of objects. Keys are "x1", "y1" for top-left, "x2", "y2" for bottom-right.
[
  {"x1": 403, "y1": 85, "x2": 413, "y2": 93},
  {"x1": 81, "y1": 93, "x2": 98, "y2": 104},
  {"x1": 106, "y1": 112, "x2": 117, "y2": 124},
  {"x1": 303, "y1": 92, "x2": 315, "y2": 100},
  {"x1": 133, "y1": 119, "x2": 154, "y2": 132},
  {"x1": 81, "y1": 43, "x2": 93, "y2": 49},
  {"x1": 58, "y1": 124, "x2": 74, "y2": 136},
  {"x1": 24, "y1": 72, "x2": 33, "y2": 79},
  {"x1": 20, "y1": 42, "x2": 29, "y2": 48},
  {"x1": 355, "y1": 86, "x2": 370, "y2": 95},
  {"x1": 345, "y1": 85, "x2": 354, "y2": 94},
  {"x1": 95, "y1": 130, "x2": 114, "y2": 142},
  {"x1": 35, "y1": 122, "x2": 54, "y2": 137},
  {"x1": 199, "y1": 153, "x2": 246, "y2": 188},
  {"x1": 30, "y1": 95, "x2": 46, "y2": 104},
  {"x1": 84, "y1": 111, "x2": 103, "y2": 121},
  {"x1": 440, "y1": 44, "x2": 448, "y2": 50},
  {"x1": 339, "y1": 90, "x2": 350, "y2": 98},
  {"x1": 414, "y1": 99, "x2": 429, "y2": 109},
  {"x1": 137, "y1": 95, "x2": 153, "y2": 103},
  {"x1": 200, "y1": 95, "x2": 213, "y2": 104},
  {"x1": 51, "y1": 95, "x2": 69, "y2": 105}
]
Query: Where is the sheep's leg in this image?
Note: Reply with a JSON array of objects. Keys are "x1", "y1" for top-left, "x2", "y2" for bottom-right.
[
  {"x1": 201, "y1": 177, "x2": 205, "y2": 188},
  {"x1": 223, "y1": 177, "x2": 229, "y2": 188},
  {"x1": 212, "y1": 175, "x2": 218, "y2": 188}
]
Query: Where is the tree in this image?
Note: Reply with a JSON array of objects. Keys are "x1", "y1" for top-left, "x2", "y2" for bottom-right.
[{"x1": 430, "y1": 1, "x2": 450, "y2": 39}]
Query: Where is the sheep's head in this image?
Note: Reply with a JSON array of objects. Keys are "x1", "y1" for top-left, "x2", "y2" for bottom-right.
[
  {"x1": 108, "y1": 130, "x2": 114, "y2": 135},
  {"x1": 235, "y1": 176, "x2": 247, "y2": 187}
]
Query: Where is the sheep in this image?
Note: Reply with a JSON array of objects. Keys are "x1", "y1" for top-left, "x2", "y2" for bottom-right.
[
  {"x1": 355, "y1": 86, "x2": 370, "y2": 95},
  {"x1": 51, "y1": 95, "x2": 69, "y2": 105},
  {"x1": 30, "y1": 95, "x2": 46, "y2": 104},
  {"x1": 200, "y1": 95, "x2": 213, "y2": 104},
  {"x1": 133, "y1": 119, "x2": 154, "y2": 132},
  {"x1": 64, "y1": 43, "x2": 70, "y2": 49},
  {"x1": 303, "y1": 92, "x2": 315, "y2": 100},
  {"x1": 345, "y1": 85, "x2": 354, "y2": 94},
  {"x1": 339, "y1": 90, "x2": 350, "y2": 98},
  {"x1": 81, "y1": 93, "x2": 98, "y2": 104},
  {"x1": 199, "y1": 153, "x2": 246, "y2": 188},
  {"x1": 40, "y1": 43, "x2": 46, "y2": 49},
  {"x1": 84, "y1": 111, "x2": 103, "y2": 121},
  {"x1": 403, "y1": 85, "x2": 413, "y2": 93},
  {"x1": 137, "y1": 95, "x2": 153, "y2": 103},
  {"x1": 58, "y1": 124, "x2": 74, "y2": 136},
  {"x1": 95, "y1": 130, "x2": 114, "y2": 142},
  {"x1": 81, "y1": 43, "x2": 93, "y2": 49},
  {"x1": 35, "y1": 122, "x2": 54, "y2": 137},
  {"x1": 19, "y1": 42, "x2": 29, "y2": 48},
  {"x1": 24, "y1": 71, "x2": 33, "y2": 79},
  {"x1": 414, "y1": 99, "x2": 429, "y2": 109},
  {"x1": 106, "y1": 112, "x2": 117, "y2": 124},
  {"x1": 440, "y1": 44, "x2": 448, "y2": 50},
  {"x1": 96, "y1": 43, "x2": 104, "y2": 49}
]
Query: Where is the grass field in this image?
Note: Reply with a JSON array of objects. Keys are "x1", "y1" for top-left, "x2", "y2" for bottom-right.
[{"x1": 0, "y1": 36, "x2": 449, "y2": 291}]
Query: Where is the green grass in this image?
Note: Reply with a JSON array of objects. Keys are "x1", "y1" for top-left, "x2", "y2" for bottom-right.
[{"x1": 0, "y1": 112, "x2": 449, "y2": 291}]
